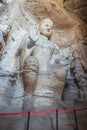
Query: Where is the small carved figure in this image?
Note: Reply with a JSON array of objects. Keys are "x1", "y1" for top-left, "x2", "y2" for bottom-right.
[
  {"x1": 0, "y1": 24, "x2": 10, "y2": 54},
  {"x1": 21, "y1": 56, "x2": 39, "y2": 95},
  {"x1": 70, "y1": 47, "x2": 87, "y2": 98}
]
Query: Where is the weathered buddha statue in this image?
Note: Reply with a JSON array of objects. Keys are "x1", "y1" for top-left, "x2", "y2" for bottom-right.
[
  {"x1": 17, "y1": 18, "x2": 67, "y2": 98},
  {"x1": 16, "y1": 18, "x2": 61, "y2": 95}
]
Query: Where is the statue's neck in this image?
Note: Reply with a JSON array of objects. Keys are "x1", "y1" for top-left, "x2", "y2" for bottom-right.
[{"x1": 40, "y1": 34, "x2": 49, "y2": 40}]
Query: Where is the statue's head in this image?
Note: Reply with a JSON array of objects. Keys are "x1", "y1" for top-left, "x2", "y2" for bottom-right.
[
  {"x1": 39, "y1": 18, "x2": 53, "y2": 39},
  {"x1": 23, "y1": 56, "x2": 39, "y2": 72},
  {"x1": 0, "y1": 25, "x2": 10, "y2": 35}
]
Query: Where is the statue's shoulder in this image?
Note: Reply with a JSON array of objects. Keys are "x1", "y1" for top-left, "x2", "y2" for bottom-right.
[
  {"x1": 49, "y1": 40, "x2": 59, "y2": 50},
  {"x1": 48, "y1": 40, "x2": 54, "y2": 45}
]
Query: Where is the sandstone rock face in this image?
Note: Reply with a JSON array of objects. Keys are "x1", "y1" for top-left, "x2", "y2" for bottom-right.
[
  {"x1": 26, "y1": 0, "x2": 79, "y2": 29},
  {"x1": 64, "y1": 0, "x2": 87, "y2": 24},
  {"x1": 64, "y1": 0, "x2": 87, "y2": 56}
]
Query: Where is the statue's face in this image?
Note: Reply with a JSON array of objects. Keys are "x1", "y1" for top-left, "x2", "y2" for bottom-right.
[
  {"x1": 39, "y1": 19, "x2": 53, "y2": 38},
  {"x1": 0, "y1": 25, "x2": 10, "y2": 35},
  {"x1": 24, "y1": 57, "x2": 39, "y2": 72}
]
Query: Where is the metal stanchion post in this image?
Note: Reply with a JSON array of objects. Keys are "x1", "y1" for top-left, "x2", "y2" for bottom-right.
[
  {"x1": 27, "y1": 112, "x2": 31, "y2": 130},
  {"x1": 56, "y1": 109, "x2": 58, "y2": 130},
  {"x1": 74, "y1": 109, "x2": 79, "y2": 130}
]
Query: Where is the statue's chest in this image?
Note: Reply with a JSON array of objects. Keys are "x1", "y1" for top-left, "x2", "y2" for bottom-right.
[{"x1": 35, "y1": 38, "x2": 54, "y2": 53}]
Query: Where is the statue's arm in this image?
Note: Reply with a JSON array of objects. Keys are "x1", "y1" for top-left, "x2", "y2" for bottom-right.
[
  {"x1": 16, "y1": 32, "x2": 35, "y2": 56},
  {"x1": 16, "y1": 25, "x2": 40, "y2": 57},
  {"x1": 20, "y1": 26, "x2": 39, "y2": 49}
]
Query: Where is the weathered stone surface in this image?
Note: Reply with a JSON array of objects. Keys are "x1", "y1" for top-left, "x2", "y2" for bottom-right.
[
  {"x1": 34, "y1": 65, "x2": 67, "y2": 100},
  {"x1": 64, "y1": 0, "x2": 87, "y2": 24},
  {"x1": 64, "y1": 0, "x2": 87, "y2": 57},
  {"x1": 26, "y1": 0, "x2": 78, "y2": 28},
  {"x1": 0, "y1": 1, "x2": 87, "y2": 130},
  {"x1": 0, "y1": 0, "x2": 87, "y2": 110},
  {"x1": 70, "y1": 47, "x2": 87, "y2": 98},
  {"x1": 21, "y1": 56, "x2": 39, "y2": 94}
]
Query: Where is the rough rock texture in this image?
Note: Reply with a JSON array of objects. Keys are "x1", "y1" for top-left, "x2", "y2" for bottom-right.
[
  {"x1": 63, "y1": 0, "x2": 87, "y2": 58},
  {"x1": 64, "y1": 0, "x2": 87, "y2": 24}
]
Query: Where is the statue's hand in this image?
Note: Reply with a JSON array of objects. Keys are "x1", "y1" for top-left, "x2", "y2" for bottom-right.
[
  {"x1": 29, "y1": 25, "x2": 40, "y2": 42},
  {"x1": 0, "y1": 24, "x2": 10, "y2": 35}
]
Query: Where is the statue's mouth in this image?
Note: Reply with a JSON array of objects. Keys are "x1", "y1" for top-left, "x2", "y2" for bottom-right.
[{"x1": 47, "y1": 29, "x2": 50, "y2": 32}]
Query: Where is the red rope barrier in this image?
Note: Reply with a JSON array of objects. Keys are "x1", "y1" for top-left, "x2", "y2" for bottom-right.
[
  {"x1": 0, "y1": 107, "x2": 87, "y2": 116},
  {"x1": 0, "y1": 112, "x2": 28, "y2": 116},
  {"x1": 31, "y1": 110, "x2": 55, "y2": 115},
  {"x1": 58, "y1": 109, "x2": 74, "y2": 113}
]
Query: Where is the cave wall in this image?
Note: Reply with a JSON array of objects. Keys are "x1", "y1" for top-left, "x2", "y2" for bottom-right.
[
  {"x1": 64, "y1": 0, "x2": 87, "y2": 60},
  {"x1": 55, "y1": 0, "x2": 87, "y2": 60}
]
